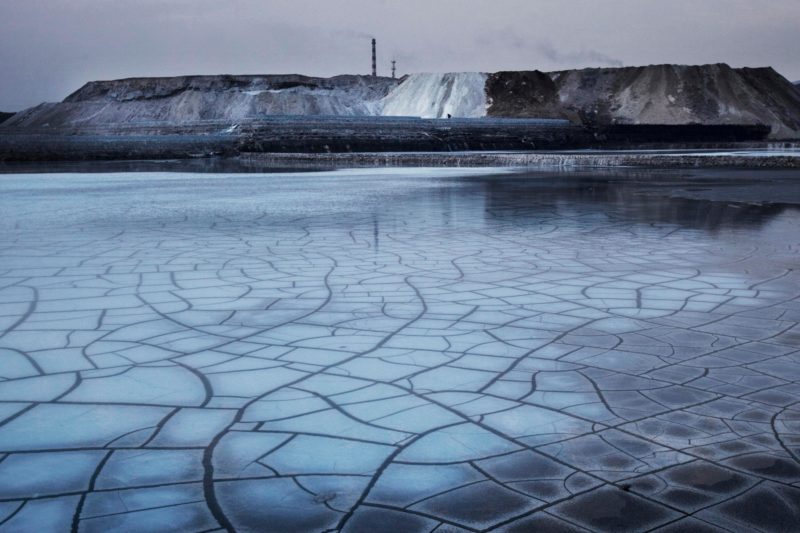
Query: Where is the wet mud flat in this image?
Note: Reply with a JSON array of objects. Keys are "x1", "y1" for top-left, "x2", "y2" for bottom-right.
[{"x1": 0, "y1": 167, "x2": 799, "y2": 531}]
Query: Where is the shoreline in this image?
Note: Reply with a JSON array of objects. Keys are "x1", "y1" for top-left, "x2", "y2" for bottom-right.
[
  {"x1": 2, "y1": 149, "x2": 800, "y2": 172},
  {"x1": 239, "y1": 150, "x2": 800, "y2": 169}
]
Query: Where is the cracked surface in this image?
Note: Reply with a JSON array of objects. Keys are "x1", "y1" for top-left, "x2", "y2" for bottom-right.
[{"x1": 0, "y1": 168, "x2": 799, "y2": 532}]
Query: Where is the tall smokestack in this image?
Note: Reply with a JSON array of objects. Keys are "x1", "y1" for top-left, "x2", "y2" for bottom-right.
[{"x1": 371, "y1": 39, "x2": 377, "y2": 77}]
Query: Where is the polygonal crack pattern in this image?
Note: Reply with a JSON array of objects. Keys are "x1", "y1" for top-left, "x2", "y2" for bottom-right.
[{"x1": 0, "y1": 170, "x2": 799, "y2": 532}]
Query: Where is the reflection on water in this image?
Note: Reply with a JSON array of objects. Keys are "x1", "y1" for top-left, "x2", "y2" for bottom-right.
[
  {"x1": 481, "y1": 175, "x2": 793, "y2": 232},
  {"x1": 2, "y1": 166, "x2": 798, "y2": 233}
]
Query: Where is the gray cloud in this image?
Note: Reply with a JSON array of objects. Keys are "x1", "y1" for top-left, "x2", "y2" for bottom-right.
[
  {"x1": 1, "y1": 0, "x2": 798, "y2": 110},
  {"x1": 331, "y1": 29, "x2": 376, "y2": 41},
  {"x1": 474, "y1": 29, "x2": 623, "y2": 69},
  {"x1": 536, "y1": 42, "x2": 624, "y2": 69}
]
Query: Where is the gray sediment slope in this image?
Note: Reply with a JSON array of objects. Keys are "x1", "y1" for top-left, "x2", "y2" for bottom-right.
[
  {"x1": 487, "y1": 65, "x2": 800, "y2": 139},
  {"x1": 4, "y1": 75, "x2": 399, "y2": 128}
]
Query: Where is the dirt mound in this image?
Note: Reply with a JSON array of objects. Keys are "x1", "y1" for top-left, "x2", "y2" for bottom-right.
[
  {"x1": 4, "y1": 75, "x2": 399, "y2": 129},
  {"x1": 486, "y1": 71, "x2": 569, "y2": 120},
  {"x1": 381, "y1": 73, "x2": 488, "y2": 118},
  {"x1": 488, "y1": 64, "x2": 800, "y2": 139}
]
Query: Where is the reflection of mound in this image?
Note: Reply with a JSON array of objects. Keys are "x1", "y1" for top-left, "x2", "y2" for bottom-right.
[{"x1": 479, "y1": 170, "x2": 795, "y2": 232}]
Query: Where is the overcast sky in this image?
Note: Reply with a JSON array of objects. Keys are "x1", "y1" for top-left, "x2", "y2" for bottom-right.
[{"x1": 1, "y1": 0, "x2": 797, "y2": 110}]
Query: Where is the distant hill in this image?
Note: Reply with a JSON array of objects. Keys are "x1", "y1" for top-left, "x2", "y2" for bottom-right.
[
  {"x1": 0, "y1": 112, "x2": 14, "y2": 124},
  {"x1": 3, "y1": 64, "x2": 800, "y2": 139}
]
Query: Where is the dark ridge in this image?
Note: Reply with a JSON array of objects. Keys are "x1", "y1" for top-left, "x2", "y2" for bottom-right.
[
  {"x1": 0, "y1": 117, "x2": 589, "y2": 162},
  {"x1": 0, "y1": 112, "x2": 14, "y2": 124},
  {"x1": 597, "y1": 124, "x2": 772, "y2": 144}
]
